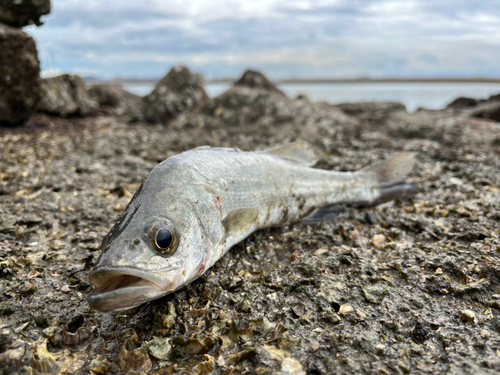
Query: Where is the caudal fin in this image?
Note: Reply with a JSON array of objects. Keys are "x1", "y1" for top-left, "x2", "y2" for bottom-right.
[{"x1": 358, "y1": 152, "x2": 417, "y2": 206}]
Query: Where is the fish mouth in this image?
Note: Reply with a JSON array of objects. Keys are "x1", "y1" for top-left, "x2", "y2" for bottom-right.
[{"x1": 87, "y1": 267, "x2": 173, "y2": 312}]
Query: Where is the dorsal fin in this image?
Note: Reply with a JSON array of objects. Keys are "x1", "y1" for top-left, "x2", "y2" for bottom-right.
[{"x1": 258, "y1": 141, "x2": 318, "y2": 166}]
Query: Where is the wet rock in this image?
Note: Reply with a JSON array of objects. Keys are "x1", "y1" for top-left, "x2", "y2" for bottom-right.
[
  {"x1": 234, "y1": 69, "x2": 286, "y2": 97},
  {"x1": 0, "y1": 0, "x2": 51, "y2": 27},
  {"x1": 446, "y1": 96, "x2": 480, "y2": 110},
  {"x1": 88, "y1": 83, "x2": 144, "y2": 121},
  {"x1": 0, "y1": 23, "x2": 40, "y2": 125},
  {"x1": 39, "y1": 74, "x2": 98, "y2": 117},
  {"x1": 143, "y1": 65, "x2": 208, "y2": 124}
]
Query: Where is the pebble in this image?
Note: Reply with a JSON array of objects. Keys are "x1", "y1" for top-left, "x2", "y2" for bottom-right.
[
  {"x1": 435, "y1": 268, "x2": 443, "y2": 275},
  {"x1": 480, "y1": 330, "x2": 491, "y2": 339},
  {"x1": 459, "y1": 309, "x2": 476, "y2": 323},
  {"x1": 338, "y1": 304, "x2": 353, "y2": 315}
]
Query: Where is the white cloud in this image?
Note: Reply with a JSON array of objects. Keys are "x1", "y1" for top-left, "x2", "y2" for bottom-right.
[{"x1": 26, "y1": 0, "x2": 500, "y2": 79}]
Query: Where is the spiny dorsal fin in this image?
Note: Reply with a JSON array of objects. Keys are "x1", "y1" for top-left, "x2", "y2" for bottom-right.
[{"x1": 258, "y1": 141, "x2": 318, "y2": 166}]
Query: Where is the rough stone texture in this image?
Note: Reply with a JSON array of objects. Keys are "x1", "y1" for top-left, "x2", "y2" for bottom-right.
[
  {"x1": 468, "y1": 102, "x2": 500, "y2": 123},
  {"x1": 1, "y1": 91, "x2": 500, "y2": 373},
  {"x1": 88, "y1": 83, "x2": 144, "y2": 122},
  {"x1": 446, "y1": 96, "x2": 480, "y2": 110},
  {"x1": 143, "y1": 66, "x2": 208, "y2": 124},
  {"x1": 39, "y1": 74, "x2": 98, "y2": 117},
  {"x1": 0, "y1": 0, "x2": 51, "y2": 27},
  {"x1": 0, "y1": 23, "x2": 40, "y2": 125},
  {"x1": 234, "y1": 69, "x2": 286, "y2": 97},
  {"x1": 334, "y1": 101, "x2": 407, "y2": 128}
]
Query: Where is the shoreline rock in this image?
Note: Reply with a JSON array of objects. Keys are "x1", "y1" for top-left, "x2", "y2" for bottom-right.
[
  {"x1": 0, "y1": 0, "x2": 51, "y2": 27},
  {"x1": 38, "y1": 74, "x2": 98, "y2": 117},
  {"x1": 0, "y1": 23, "x2": 40, "y2": 126},
  {"x1": 143, "y1": 66, "x2": 208, "y2": 125}
]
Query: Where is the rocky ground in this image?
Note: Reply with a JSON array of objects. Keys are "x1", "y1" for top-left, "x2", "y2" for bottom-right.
[{"x1": 1, "y1": 75, "x2": 500, "y2": 375}]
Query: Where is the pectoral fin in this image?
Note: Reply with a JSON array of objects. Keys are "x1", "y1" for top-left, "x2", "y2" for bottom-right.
[{"x1": 222, "y1": 208, "x2": 260, "y2": 239}]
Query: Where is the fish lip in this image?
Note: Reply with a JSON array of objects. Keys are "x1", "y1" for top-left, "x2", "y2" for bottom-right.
[{"x1": 87, "y1": 267, "x2": 173, "y2": 312}]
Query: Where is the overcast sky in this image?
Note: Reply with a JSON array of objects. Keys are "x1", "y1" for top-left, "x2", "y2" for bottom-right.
[{"x1": 26, "y1": 0, "x2": 500, "y2": 80}]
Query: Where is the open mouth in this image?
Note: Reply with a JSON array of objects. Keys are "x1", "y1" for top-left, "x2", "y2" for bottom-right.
[{"x1": 87, "y1": 268, "x2": 166, "y2": 312}]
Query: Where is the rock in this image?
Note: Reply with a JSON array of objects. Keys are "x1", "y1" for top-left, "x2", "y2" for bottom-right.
[
  {"x1": 468, "y1": 101, "x2": 500, "y2": 122},
  {"x1": 459, "y1": 309, "x2": 476, "y2": 323},
  {"x1": 88, "y1": 84, "x2": 143, "y2": 121},
  {"x1": 143, "y1": 66, "x2": 208, "y2": 124},
  {"x1": 446, "y1": 97, "x2": 480, "y2": 110},
  {"x1": 39, "y1": 74, "x2": 98, "y2": 117},
  {"x1": 234, "y1": 69, "x2": 286, "y2": 97},
  {"x1": 335, "y1": 101, "x2": 406, "y2": 126},
  {"x1": 486, "y1": 93, "x2": 500, "y2": 102},
  {"x1": 0, "y1": 0, "x2": 51, "y2": 27},
  {"x1": 0, "y1": 23, "x2": 40, "y2": 125}
]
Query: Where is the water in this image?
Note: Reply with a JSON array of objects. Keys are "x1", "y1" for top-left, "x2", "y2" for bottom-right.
[{"x1": 123, "y1": 82, "x2": 500, "y2": 112}]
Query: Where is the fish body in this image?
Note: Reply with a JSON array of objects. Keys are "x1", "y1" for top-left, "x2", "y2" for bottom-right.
[{"x1": 88, "y1": 142, "x2": 416, "y2": 312}]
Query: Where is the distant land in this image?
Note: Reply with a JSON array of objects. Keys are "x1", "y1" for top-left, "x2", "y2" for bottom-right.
[{"x1": 87, "y1": 77, "x2": 500, "y2": 85}]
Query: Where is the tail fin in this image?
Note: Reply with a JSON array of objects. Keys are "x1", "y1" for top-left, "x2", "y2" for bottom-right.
[{"x1": 359, "y1": 152, "x2": 417, "y2": 206}]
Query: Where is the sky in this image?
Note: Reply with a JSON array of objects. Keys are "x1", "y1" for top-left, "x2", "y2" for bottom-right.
[{"x1": 26, "y1": 0, "x2": 500, "y2": 80}]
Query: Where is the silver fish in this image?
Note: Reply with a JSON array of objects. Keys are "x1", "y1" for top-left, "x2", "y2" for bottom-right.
[{"x1": 88, "y1": 142, "x2": 416, "y2": 312}]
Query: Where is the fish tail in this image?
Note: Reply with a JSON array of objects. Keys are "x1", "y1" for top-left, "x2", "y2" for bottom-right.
[{"x1": 358, "y1": 152, "x2": 417, "y2": 206}]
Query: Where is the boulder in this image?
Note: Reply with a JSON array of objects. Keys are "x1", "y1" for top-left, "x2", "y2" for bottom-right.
[
  {"x1": 445, "y1": 97, "x2": 480, "y2": 110},
  {"x1": 0, "y1": 0, "x2": 51, "y2": 27},
  {"x1": 234, "y1": 69, "x2": 286, "y2": 97},
  {"x1": 143, "y1": 66, "x2": 208, "y2": 124},
  {"x1": 335, "y1": 102, "x2": 406, "y2": 127},
  {"x1": 39, "y1": 74, "x2": 98, "y2": 117},
  {"x1": 0, "y1": 23, "x2": 40, "y2": 126},
  {"x1": 468, "y1": 102, "x2": 500, "y2": 123},
  {"x1": 88, "y1": 83, "x2": 144, "y2": 121}
]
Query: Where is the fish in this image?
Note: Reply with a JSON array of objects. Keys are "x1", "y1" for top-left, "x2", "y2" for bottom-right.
[{"x1": 87, "y1": 142, "x2": 416, "y2": 312}]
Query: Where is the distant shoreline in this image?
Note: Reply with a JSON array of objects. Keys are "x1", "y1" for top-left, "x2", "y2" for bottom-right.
[{"x1": 89, "y1": 77, "x2": 500, "y2": 85}]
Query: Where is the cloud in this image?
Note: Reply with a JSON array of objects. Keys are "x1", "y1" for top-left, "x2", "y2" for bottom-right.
[{"x1": 26, "y1": 0, "x2": 500, "y2": 79}]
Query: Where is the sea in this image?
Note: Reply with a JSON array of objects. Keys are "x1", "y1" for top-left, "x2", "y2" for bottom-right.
[{"x1": 122, "y1": 82, "x2": 500, "y2": 113}]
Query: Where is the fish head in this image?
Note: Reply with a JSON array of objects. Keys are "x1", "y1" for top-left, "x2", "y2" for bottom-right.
[{"x1": 87, "y1": 173, "x2": 220, "y2": 312}]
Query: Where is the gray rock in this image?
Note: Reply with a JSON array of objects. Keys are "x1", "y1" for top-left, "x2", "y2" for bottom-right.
[
  {"x1": 234, "y1": 69, "x2": 286, "y2": 97},
  {"x1": 88, "y1": 84, "x2": 143, "y2": 122},
  {"x1": 143, "y1": 66, "x2": 208, "y2": 124},
  {"x1": 39, "y1": 74, "x2": 98, "y2": 117},
  {"x1": 468, "y1": 102, "x2": 500, "y2": 122},
  {"x1": 0, "y1": 23, "x2": 40, "y2": 126},
  {"x1": 446, "y1": 97, "x2": 480, "y2": 110},
  {"x1": 335, "y1": 101, "x2": 406, "y2": 127},
  {"x1": 0, "y1": 0, "x2": 51, "y2": 27}
]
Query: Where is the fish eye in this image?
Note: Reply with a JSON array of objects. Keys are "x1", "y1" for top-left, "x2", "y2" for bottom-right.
[
  {"x1": 155, "y1": 228, "x2": 173, "y2": 250},
  {"x1": 147, "y1": 220, "x2": 178, "y2": 255}
]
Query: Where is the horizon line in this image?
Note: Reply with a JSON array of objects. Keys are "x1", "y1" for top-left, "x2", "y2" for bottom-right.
[{"x1": 88, "y1": 76, "x2": 500, "y2": 85}]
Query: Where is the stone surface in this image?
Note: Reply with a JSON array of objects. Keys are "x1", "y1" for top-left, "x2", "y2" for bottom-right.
[
  {"x1": 39, "y1": 74, "x2": 98, "y2": 117},
  {"x1": 0, "y1": 23, "x2": 40, "y2": 125},
  {"x1": 88, "y1": 84, "x2": 144, "y2": 121},
  {"x1": 446, "y1": 96, "x2": 480, "y2": 110},
  {"x1": 468, "y1": 101, "x2": 500, "y2": 122},
  {"x1": 0, "y1": 0, "x2": 51, "y2": 27},
  {"x1": 335, "y1": 101, "x2": 407, "y2": 126},
  {"x1": 234, "y1": 69, "x2": 286, "y2": 97},
  {"x1": 143, "y1": 66, "x2": 208, "y2": 124}
]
